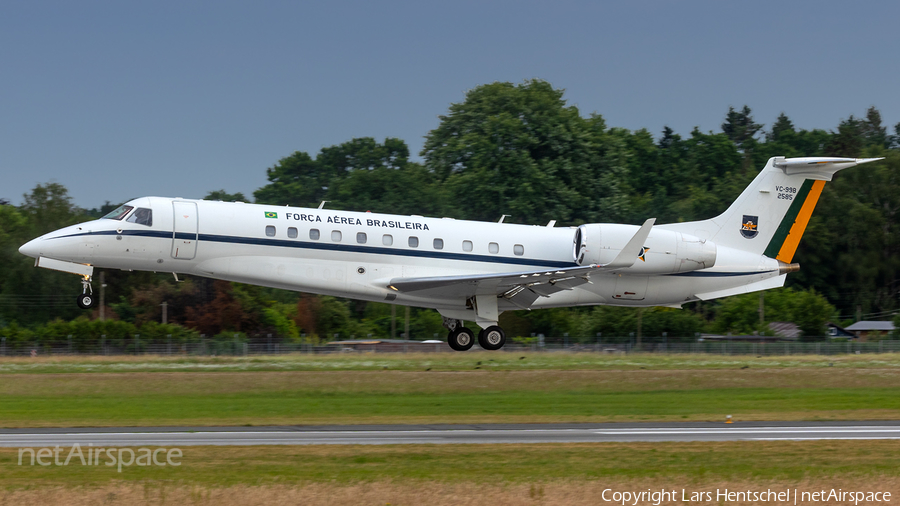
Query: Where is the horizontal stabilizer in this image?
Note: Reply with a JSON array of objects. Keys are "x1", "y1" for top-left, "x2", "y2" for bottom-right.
[{"x1": 773, "y1": 157, "x2": 884, "y2": 181}]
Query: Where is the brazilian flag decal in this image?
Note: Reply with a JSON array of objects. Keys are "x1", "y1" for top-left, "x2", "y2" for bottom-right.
[{"x1": 264, "y1": 211, "x2": 278, "y2": 219}]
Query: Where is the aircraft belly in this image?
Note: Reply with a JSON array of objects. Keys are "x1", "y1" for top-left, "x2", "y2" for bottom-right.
[
  {"x1": 612, "y1": 274, "x2": 649, "y2": 301},
  {"x1": 195, "y1": 256, "x2": 349, "y2": 293}
]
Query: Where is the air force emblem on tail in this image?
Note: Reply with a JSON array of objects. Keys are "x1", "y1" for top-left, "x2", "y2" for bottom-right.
[{"x1": 740, "y1": 215, "x2": 759, "y2": 239}]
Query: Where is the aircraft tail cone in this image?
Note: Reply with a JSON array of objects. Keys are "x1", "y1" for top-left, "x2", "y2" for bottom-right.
[{"x1": 778, "y1": 261, "x2": 800, "y2": 274}]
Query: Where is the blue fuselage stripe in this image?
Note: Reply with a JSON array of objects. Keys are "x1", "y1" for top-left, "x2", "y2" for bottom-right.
[{"x1": 58, "y1": 229, "x2": 579, "y2": 269}]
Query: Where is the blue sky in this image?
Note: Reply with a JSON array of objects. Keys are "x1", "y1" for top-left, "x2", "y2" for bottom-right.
[{"x1": 2, "y1": 1, "x2": 898, "y2": 208}]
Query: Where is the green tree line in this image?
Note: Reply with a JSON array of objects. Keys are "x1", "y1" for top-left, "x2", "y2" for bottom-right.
[{"x1": 2, "y1": 80, "x2": 899, "y2": 345}]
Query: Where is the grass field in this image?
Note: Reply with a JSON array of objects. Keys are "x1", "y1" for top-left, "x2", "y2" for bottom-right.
[
  {"x1": 1, "y1": 353, "x2": 899, "y2": 427},
  {"x1": 2, "y1": 351, "x2": 899, "y2": 374},
  {"x1": 2, "y1": 441, "x2": 899, "y2": 504}
]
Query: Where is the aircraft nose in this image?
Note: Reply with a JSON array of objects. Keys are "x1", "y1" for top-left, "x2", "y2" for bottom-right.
[{"x1": 18, "y1": 237, "x2": 42, "y2": 258}]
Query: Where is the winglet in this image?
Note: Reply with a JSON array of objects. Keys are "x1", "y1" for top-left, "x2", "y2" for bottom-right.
[{"x1": 602, "y1": 218, "x2": 656, "y2": 269}]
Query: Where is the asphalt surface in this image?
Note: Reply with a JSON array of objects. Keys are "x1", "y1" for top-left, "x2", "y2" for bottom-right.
[{"x1": 1, "y1": 421, "x2": 899, "y2": 446}]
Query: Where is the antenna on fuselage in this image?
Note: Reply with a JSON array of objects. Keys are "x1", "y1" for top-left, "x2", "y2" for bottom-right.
[
  {"x1": 546, "y1": 220, "x2": 556, "y2": 227},
  {"x1": 318, "y1": 201, "x2": 329, "y2": 209},
  {"x1": 498, "y1": 215, "x2": 511, "y2": 223}
]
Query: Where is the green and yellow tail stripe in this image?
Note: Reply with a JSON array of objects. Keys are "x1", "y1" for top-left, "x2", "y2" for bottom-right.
[{"x1": 763, "y1": 179, "x2": 826, "y2": 262}]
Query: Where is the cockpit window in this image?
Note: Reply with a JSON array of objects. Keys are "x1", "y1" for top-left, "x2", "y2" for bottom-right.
[
  {"x1": 126, "y1": 207, "x2": 152, "y2": 226},
  {"x1": 101, "y1": 205, "x2": 133, "y2": 221}
]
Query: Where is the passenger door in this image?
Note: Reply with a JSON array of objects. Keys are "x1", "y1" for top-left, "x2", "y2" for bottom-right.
[{"x1": 171, "y1": 201, "x2": 198, "y2": 260}]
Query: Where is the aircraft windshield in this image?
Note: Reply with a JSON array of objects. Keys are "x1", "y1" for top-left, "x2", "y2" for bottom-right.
[
  {"x1": 101, "y1": 205, "x2": 134, "y2": 221},
  {"x1": 126, "y1": 207, "x2": 152, "y2": 227}
]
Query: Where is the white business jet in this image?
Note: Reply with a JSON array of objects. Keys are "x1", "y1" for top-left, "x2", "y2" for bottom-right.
[{"x1": 19, "y1": 156, "x2": 881, "y2": 351}]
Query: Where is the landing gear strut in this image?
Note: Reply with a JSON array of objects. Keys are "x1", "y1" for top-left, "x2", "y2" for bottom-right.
[{"x1": 76, "y1": 275, "x2": 96, "y2": 309}]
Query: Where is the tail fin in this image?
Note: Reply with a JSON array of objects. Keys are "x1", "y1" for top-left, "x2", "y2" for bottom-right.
[{"x1": 664, "y1": 156, "x2": 882, "y2": 261}]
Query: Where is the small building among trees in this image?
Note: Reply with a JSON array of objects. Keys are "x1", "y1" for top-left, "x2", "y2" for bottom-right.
[{"x1": 844, "y1": 321, "x2": 895, "y2": 341}]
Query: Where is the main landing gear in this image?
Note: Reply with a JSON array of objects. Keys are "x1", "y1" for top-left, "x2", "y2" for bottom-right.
[
  {"x1": 76, "y1": 275, "x2": 97, "y2": 309},
  {"x1": 478, "y1": 325, "x2": 506, "y2": 351},
  {"x1": 443, "y1": 318, "x2": 507, "y2": 351},
  {"x1": 447, "y1": 326, "x2": 476, "y2": 351}
]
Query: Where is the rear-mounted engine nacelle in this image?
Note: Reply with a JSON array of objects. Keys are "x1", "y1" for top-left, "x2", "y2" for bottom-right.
[{"x1": 574, "y1": 224, "x2": 716, "y2": 273}]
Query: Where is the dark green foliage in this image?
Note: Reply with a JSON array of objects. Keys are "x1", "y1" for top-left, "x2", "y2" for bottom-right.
[
  {"x1": 712, "y1": 288, "x2": 836, "y2": 340},
  {"x1": 254, "y1": 150, "x2": 325, "y2": 207},
  {"x1": 721, "y1": 105, "x2": 762, "y2": 150},
  {"x1": 0, "y1": 184, "x2": 90, "y2": 325},
  {"x1": 575, "y1": 306, "x2": 706, "y2": 343},
  {"x1": 204, "y1": 190, "x2": 248, "y2": 202},
  {"x1": 253, "y1": 137, "x2": 437, "y2": 214},
  {"x1": 421, "y1": 80, "x2": 629, "y2": 225}
]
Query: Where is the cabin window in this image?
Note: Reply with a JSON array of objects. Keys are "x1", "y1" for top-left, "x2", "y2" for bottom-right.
[
  {"x1": 265, "y1": 225, "x2": 276, "y2": 237},
  {"x1": 433, "y1": 238, "x2": 443, "y2": 250},
  {"x1": 489, "y1": 242, "x2": 499, "y2": 254},
  {"x1": 462, "y1": 240, "x2": 473, "y2": 252},
  {"x1": 309, "y1": 229, "x2": 320, "y2": 240},
  {"x1": 357, "y1": 232, "x2": 367, "y2": 244},
  {"x1": 126, "y1": 207, "x2": 152, "y2": 227},
  {"x1": 514, "y1": 244, "x2": 524, "y2": 256},
  {"x1": 287, "y1": 227, "x2": 298, "y2": 238},
  {"x1": 383, "y1": 234, "x2": 393, "y2": 246},
  {"x1": 408, "y1": 236, "x2": 419, "y2": 248},
  {"x1": 332, "y1": 230, "x2": 342, "y2": 242},
  {"x1": 101, "y1": 205, "x2": 133, "y2": 221}
]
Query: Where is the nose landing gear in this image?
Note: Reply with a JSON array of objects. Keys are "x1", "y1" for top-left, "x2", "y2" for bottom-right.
[{"x1": 76, "y1": 275, "x2": 96, "y2": 309}]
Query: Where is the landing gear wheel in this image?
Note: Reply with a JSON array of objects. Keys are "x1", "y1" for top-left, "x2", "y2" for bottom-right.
[
  {"x1": 448, "y1": 327, "x2": 475, "y2": 351},
  {"x1": 76, "y1": 293, "x2": 96, "y2": 309},
  {"x1": 478, "y1": 326, "x2": 506, "y2": 351},
  {"x1": 77, "y1": 275, "x2": 95, "y2": 309}
]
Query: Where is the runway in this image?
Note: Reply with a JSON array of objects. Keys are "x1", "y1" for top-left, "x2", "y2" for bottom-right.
[{"x1": 2, "y1": 421, "x2": 899, "y2": 446}]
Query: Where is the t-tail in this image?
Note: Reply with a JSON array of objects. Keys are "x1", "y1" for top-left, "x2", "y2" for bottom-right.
[{"x1": 672, "y1": 156, "x2": 882, "y2": 262}]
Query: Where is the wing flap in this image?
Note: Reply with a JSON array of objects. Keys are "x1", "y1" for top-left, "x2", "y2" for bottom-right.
[
  {"x1": 500, "y1": 286, "x2": 539, "y2": 309},
  {"x1": 388, "y1": 264, "x2": 598, "y2": 294}
]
